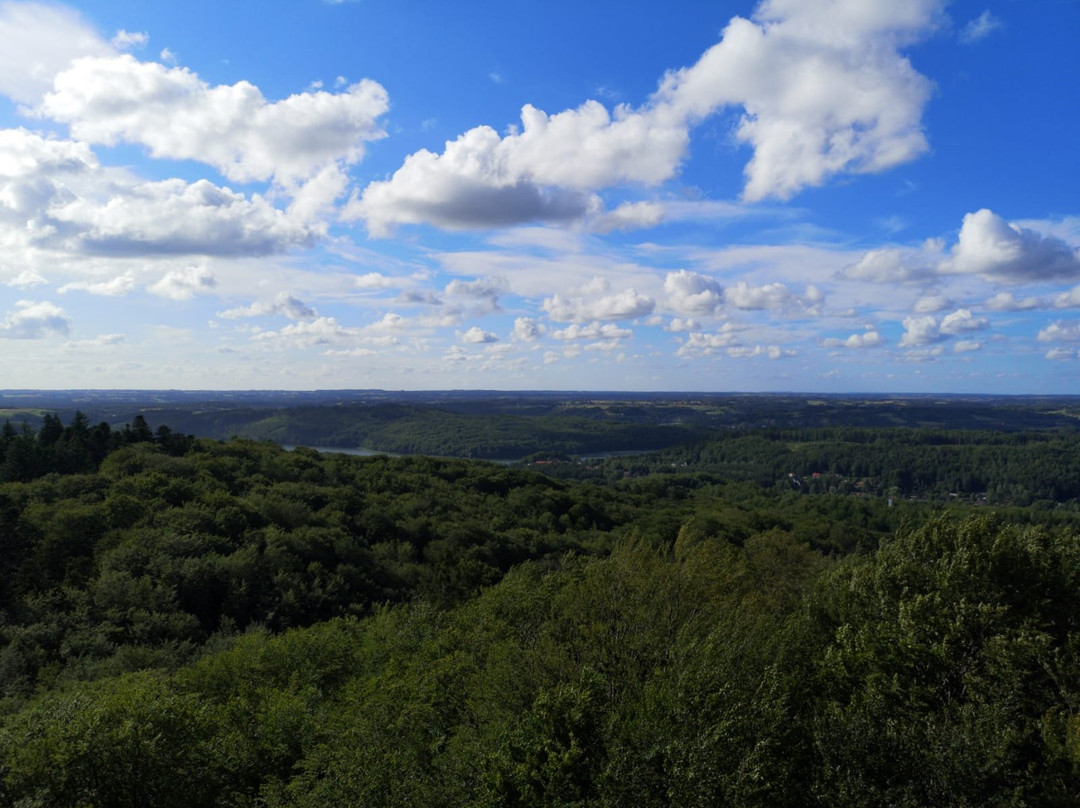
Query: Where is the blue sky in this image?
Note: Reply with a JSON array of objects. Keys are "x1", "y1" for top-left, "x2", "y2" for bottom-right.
[{"x1": 0, "y1": 0, "x2": 1077, "y2": 392}]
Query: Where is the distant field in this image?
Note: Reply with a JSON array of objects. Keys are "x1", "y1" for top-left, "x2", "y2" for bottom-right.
[{"x1": 0, "y1": 408, "x2": 47, "y2": 422}]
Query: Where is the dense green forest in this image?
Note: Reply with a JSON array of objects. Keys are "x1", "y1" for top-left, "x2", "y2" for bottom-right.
[
  {"x1": 538, "y1": 426, "x2": 1080, "y2": 506},
  {"x1": 2, "y1": 413, "x2": 1080, "y2": 806},
  {"x1": 192, "y1": 404, "x2": 693, "y2": 459}
]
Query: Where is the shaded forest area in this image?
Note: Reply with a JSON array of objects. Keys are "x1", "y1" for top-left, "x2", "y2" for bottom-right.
[{"x1": 1, "y1": 412, "x2": 1080, "y2": 805}]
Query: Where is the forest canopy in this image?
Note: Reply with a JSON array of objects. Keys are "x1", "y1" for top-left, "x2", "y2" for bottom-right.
[{"x1": 0, "y1": 411, "x2": 1079, "y2": 806}]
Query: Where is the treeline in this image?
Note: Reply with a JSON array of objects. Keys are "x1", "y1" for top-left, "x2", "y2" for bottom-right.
[
  {"x1": 140, "y1": 404, "x2": 696, "y2": 459},
  {"x1": 209, "y1": 404, "x2": 691, "y2": 460},
  {"x1": 0, "y1": 412, "x2": 193, "y2": 483},
  {"x1": 540, "y1": 427, "x2": 1080, "y2": 506}
]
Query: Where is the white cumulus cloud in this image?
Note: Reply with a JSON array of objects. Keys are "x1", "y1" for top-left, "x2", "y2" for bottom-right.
[
  {"x1": 55, "y1": 177, "x2": 316, "y2": 256},
  {"x1": 444, "y1": 277, "x2": 503, "y2": 314},
  {"x1": 897, "y1": 309, "x2": 987, "y2": 350},
  {"x1": 1045, "y1": 347, "x2": 1075, "y2": 361},
  {"x1": 461, "y1": 326, "x2": 499, "y2": 344},
  {"x1": 542, "y1": 289, "x2": 655, "y2": 323},
  {"x1": 218, "y1": 292, "x2": 316, "y2": 321},
  {"x1": 511, "y1": 316, "x2": 546, "y2": 342},
  {"x1": 945, "y1": 209, "x2": 1080, "y2": 284},
  {"x1": 350, "y1": 124, "x2": 601, "y2": 235},
  {"x1": 725, "y1": 281, "x2": 822, "y2": 315},
  {"x1": 591, "y1": 201, "x2": 666, "y2": 233},
  {"x1": 726, "y1": 344, "x2": 794, "y2": 360},
  {"x1": 1038, "y1": 321, "x2": 1080, "y2": 343},
  {"x1": 147, "y1": 264, "x2": 216, "y2": 300},
  {"x1": 848, "y1": 210, "x2": 1080, "y2": 290},
  {"x1": 676, "y1": 326, "x2": 742, "y2": 357},
  {"x1": 351, "y1": 0, "x2": 940, "y2": 232},
  {"x1": 354, "y1": 272, "x2": 396, "y2": 290},
  {"x1": 939, "y1": 308, "x2": 987, "y2": 335},
  {"x1": 39, "y1": 53, "x2": 389, "y2": 190},
  {"x1": 823, "y1": 328, "x2": 883, "y2": 349},
  {"x1": 0, "y1": 128, "x2": 317, "y2": 260},
  {"x1": 912, "y1": 294, "x2": 951, "y2": 314},
  {"x1": 58, "y1": 274, "x2": 135, "y2": 296},
  {"x1": 985, "y1": 291, "x2": 1042, "y2": 312},
  {"x1": 666, "y1": 317, "x2": 700, "y2": 332},
  {"x1": 551, "y1": 322, "x2": 632, "y2": 341},
  {"x1": 255, "y1": 316, "x2": 366, "y2": 349},
  {"x1": 841, "y1": 246, "x2": 936, "y2": 284},
  {"x1": 657, "y1": 0, "x2": 939, "y2": 202},
  {"x1": 0, "y1": 299, "x2": 70, "y2": 338},
  {"x1": 1053, "y1": 286, "x2": 1080, "y2": 309},
  {"x1": 0, "y1": 1, "x2": 112, "y2": 104},
  {"x1": 664, "y1": 269, "x2": 724, "y2": 316},
  {"x1": 899, "y1": 314, "x2": 941, "y2": 347},
  {"x1": 7, "y1": 270, "x2": 46, "y2": 288}
]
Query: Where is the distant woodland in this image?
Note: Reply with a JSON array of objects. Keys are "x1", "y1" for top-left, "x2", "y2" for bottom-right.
[{"x1": 1, "y1": 405, "x2": 1079, "y2": 806}]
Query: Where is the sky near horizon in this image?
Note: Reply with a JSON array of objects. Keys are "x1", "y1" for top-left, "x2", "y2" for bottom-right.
[{"x1": 0, "y1": 0, "x2": 1077, "y2": 392}]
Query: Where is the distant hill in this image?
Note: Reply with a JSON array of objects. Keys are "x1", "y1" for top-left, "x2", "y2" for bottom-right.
[{"x1": 2, "y1": 390, "x2": 1078, "y2": 460}]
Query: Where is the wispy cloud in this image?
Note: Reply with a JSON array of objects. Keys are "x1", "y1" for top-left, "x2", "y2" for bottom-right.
[{"x1": 959, "y1": 10, "x2": 1003, "y2": 44}]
